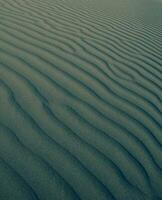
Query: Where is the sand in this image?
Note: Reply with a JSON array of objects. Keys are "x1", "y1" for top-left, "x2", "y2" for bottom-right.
[{"x1": 0, "y1": 0, "x2": 162, "y2": 199}]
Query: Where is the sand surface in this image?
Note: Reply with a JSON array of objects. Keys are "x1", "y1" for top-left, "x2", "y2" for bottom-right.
[{"x1": 0, "y1": 0, "x2": 162, "y2": 199}]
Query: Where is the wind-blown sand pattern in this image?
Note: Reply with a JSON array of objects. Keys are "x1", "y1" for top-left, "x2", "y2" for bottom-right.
[{"x1": 0, "y1": 0, "x2": 162, "y2": 199}]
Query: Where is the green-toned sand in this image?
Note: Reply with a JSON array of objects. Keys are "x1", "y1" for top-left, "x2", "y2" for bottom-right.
[{"x1": 0, "y1": 0, "x2": 162, "y2": 199}]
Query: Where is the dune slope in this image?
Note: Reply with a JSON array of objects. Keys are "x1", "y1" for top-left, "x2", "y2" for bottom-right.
[{"x1": 0, "y1": 0, "x2": 162, "y2": 199}]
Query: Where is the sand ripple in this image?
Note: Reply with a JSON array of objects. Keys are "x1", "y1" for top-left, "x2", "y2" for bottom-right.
[{"x1": 0, "y1": 0, "x2": 162, "y2": 199}]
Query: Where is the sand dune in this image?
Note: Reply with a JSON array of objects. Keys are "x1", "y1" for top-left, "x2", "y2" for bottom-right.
[{"x1": 0, "y1": 0, "x2": 162, "y2": 199}]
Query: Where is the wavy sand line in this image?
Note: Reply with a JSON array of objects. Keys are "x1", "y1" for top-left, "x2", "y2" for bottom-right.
[{"x1": 0, "y1": 0, "x2": 162, "y2": 199}]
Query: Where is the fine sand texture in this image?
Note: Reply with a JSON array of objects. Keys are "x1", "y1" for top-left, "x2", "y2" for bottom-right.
[{"x1": 0, "y1": 0, "x2": 162, "y2": 199}]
